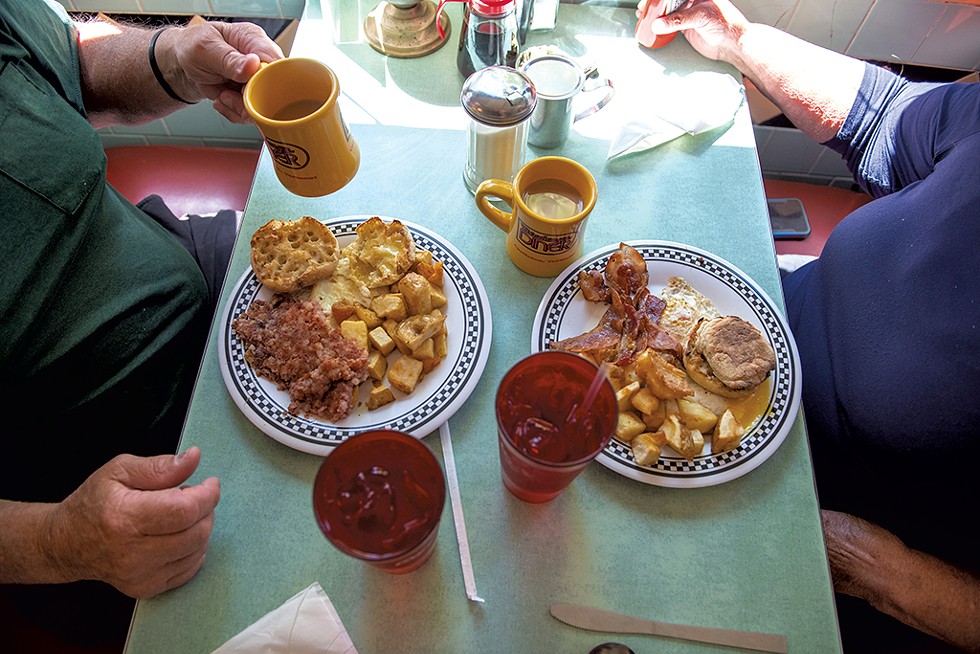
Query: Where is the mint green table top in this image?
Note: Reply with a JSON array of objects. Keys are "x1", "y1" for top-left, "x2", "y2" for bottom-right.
[{"x1": 126, "y1": 2, "x2": 841, "y2": 652}]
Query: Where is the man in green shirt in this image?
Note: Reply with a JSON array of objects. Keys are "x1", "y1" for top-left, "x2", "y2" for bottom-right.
[{"x1": 0, "y1": 0, "x2": 282, "y2": 646}]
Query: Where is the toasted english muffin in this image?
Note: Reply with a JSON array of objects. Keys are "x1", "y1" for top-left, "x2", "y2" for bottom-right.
[
  {"x1": 340, "y1": 217, "x2": 416, "y2": 289},
  {"x1": 683, "y1": 315, "x2": 775, "y2": 399},
  {"x1": 250, "y1": 217, "x2": 339, "y2": 293}
]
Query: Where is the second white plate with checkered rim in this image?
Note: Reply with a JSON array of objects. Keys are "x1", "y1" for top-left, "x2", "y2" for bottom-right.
[
  {"x1": 531, "y1": 240, "x2": 801, "y2": 488},
  {"x1": 219, "y1": 216, "x2": 492, "y2": 456}
]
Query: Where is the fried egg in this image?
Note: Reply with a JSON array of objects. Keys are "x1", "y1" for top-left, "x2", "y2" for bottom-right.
[{"x1": 658, "y1": 276, "x2": 720, "y2": 343}]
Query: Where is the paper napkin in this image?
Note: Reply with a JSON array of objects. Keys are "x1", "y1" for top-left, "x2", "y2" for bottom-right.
[
  {"x1": 607, "y1": 70, "x2": 745, "y2": 159},
  {"x1": 212, "y1": 582, "x2": 357, "y2": 654}
]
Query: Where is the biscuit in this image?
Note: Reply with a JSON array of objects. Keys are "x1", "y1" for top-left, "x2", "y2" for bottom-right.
[{"x1": 250, "y1": 217, "x2": 339, "y2": 293}]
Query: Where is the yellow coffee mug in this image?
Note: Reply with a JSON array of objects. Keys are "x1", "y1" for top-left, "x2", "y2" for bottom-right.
[
  {"x1": 475, "y1": 156, "x2": 597, "y2": 277},
  {"x1": 244, "y1": 58, "x2": 360, "y2": 197}
]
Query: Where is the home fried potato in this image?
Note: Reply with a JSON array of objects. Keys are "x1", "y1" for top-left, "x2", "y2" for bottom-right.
[
  {"x1": 340, "y1": 319, "x2": 369, "y2": 353},
  {"x1": 368, "y1": 326, "x2": 396, "y2": 356},
  {"x1": 388, "y1": 355, "x2": 424, "y2": 394},
  {"x1": 367, "y1": 381, "x2": 396, "y2": 410},
  {"x1": 713, "y1": 409, "x2": 745, "y2": 454},
  {"x1": 677, "y1": 398, "x2": 719, "y2": 434},
  {"x1": 616, "y1": 382, "x2": 641, "y2": 412},
  {"x1": 630, "y1": 388, "x2": 660, "y2": 416},
  {"x1": 635, "y1": 349, "x2": 692, "y2": 400},
  {"x1": 630, "y1": 432, "x2": 663, "y2": 466},
  {"x1": 366, "y1": 350, "x2": 387, "y2": 380},
  {"x1": 661, "y1": 413, "x2": 704, "y2": 461},
  {"x1": 615, "y1": 411, "x2": 646, "y2": 443}
]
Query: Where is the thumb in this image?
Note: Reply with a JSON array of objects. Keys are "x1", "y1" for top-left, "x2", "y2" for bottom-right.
[
  {"x1": 200, "y1": 34, "x2": 261, "y2": 84},
  {"x1": 114, "y1": 446, "x2": 202, "y2": 492},
  {"x1": 220, "y1": 48, "x2": 262, "y2": 84},
  {"x1": 650, "y1": 15, "x2": 676, "y2": 34},
  {"x1": 207, "y1": 23, "x2": 279, "y2": 83}
]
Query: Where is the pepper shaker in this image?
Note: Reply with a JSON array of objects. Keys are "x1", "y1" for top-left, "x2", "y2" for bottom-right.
[{"x1": 460, "y1": 66, "x2": 537, "y2": 194}]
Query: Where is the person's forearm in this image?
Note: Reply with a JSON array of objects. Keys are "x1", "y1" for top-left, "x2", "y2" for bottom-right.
[
  {"x1": 724, "y1": 23, "x2": 864, "y2": 142},
  {"x1": 868, "y1": 544, "x2": 980, "y2": 651},
  {"x1": 824, "y1": 510, "x2": 980, "y2": 651},
  {"x1": 0, "y1": 500, "x2": 73, "y2": 585},
  {"x1": 76, "y1": 19, "x2": 197, "y2": 128}
]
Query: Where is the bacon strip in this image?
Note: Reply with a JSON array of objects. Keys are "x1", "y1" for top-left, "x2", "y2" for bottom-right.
[{"x1": 550, "y1": 244, "x2": 681, "y2": 365}]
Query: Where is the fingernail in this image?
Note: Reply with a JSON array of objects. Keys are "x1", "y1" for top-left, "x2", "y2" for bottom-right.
[{"x1": 174, "y1": 447, "x2": 195, "y2": 464}]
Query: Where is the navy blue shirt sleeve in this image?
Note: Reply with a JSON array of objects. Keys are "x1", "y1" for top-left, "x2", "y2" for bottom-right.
[{"x1": 824, "y1": 63, "x2": 980, "y2": 197}]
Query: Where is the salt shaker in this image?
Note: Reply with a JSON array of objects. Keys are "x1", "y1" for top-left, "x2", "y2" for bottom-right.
[{"x1": 460, "y1": 66, "x2": 537, "y2": 194}]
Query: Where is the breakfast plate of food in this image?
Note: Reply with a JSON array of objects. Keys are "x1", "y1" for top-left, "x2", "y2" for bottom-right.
[
  {"x1": 532, "y1": 240, "x2": 801, "y2": 488},
  {"x1": 219, "y1": 215, "x2": 492, "y2": 455}
]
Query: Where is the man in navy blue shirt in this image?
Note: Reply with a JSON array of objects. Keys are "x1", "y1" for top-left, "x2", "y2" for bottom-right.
[{"x1": 644, "y1": 1, "x2": 979, "y2": 650}]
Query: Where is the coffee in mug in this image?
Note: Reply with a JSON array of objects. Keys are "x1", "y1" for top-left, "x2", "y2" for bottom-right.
[
  {"x1": 522, "y1": 178, "x2": 584, "y2": 219},
  {"x1": 271, "y1": 99, "x2": 326, "y2": 121}
]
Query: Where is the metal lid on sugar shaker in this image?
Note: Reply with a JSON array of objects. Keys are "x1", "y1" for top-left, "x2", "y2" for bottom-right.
[{"x1": 460, "y1": 66, "x2": 537, "y2": 127}]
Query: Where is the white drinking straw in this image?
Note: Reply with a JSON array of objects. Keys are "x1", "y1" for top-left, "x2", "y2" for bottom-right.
[{"x1": 439, "y1": 421, "x2": 485, "y2": 603}]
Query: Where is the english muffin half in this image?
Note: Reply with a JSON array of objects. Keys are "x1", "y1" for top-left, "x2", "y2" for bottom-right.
[
  {"x1": 341, "y1": 216, "x2": 417, "y2": 288},
  {"x1": 683, "y1": 315, "x2": 776, "y2": 398},
  {"x1": 250, "y1": 216, "x2": 339, "y2": 293}
]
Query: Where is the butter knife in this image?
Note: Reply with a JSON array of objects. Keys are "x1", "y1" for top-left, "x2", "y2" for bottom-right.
[{"x1": 550, "y1": 604, "x2": 788, "y2": 653}]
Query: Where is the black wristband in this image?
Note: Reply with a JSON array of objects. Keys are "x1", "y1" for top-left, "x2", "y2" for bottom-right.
[{"x1": 148, "y1": 27, "x2": 195, "y2": 105}]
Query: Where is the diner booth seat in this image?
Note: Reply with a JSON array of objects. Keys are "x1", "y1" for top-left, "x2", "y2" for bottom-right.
[
  {"x1": 105, "y1": 145, "x2": 261, "y2": 217},
  {"x1": 764, "y1": 178, "x2": 872, "y2": 257}
]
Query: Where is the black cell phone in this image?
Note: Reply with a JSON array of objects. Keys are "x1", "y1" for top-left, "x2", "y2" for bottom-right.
[{"x1": 768, "y1": 197, "x2": 811, "y2": 239}]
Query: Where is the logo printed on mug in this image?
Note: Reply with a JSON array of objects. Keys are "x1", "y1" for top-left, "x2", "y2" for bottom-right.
[
  {"x1": 516, "y1": 219, "x2": 577, "y2": 254},
  {"x1": 266, "y1": 138, "x2": 310, "y2": 170}
]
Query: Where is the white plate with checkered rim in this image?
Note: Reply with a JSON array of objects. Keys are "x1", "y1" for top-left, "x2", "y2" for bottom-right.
[
  {"x1": 219, "y1": 216, "x2": 492, "y2": 456},
  {"x1": 531, "y1": 240, "x2": 801, "y2": 488}
]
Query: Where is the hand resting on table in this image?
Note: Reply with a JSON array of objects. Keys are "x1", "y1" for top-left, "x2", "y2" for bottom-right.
[{"x1": 0, "y1": 447, "x2": 220, "y2": 599}]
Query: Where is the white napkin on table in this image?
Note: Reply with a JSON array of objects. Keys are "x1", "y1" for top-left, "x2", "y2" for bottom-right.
[
  {"x1": 212, "y1": 582, "x2": 357, "y2": 654},
  {"x1": 607, "y1": 70, "x2": 745, "y2": 159}
]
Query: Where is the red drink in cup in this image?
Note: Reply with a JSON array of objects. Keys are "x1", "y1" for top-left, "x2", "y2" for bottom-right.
[
  {"x1": 313, "y1": 430, "x2": 446, "y2": 573},
  {"x1": 496, "y1": 351, "x2": 617, "y2": 503}
]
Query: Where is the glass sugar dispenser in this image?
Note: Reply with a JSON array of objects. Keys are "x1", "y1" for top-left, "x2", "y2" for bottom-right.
[
  {"x1": 460, "y1": 66, "x2": 537, "y2": 194},
  {"x1": 437, "y1": 0, "x2": 521, "y2": 78}
]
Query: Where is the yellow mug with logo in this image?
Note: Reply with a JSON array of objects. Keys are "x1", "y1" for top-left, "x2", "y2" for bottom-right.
[
  {"x1": 475, "y1": 156, "x2": 597, "y2": 277},
  {"x1": 244, "y1": 58, "x2": 360, "y2": 197}
]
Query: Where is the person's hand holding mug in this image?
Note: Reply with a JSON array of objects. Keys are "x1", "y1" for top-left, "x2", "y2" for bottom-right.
[{"x1": 157, "y1": 21, "x2": 285, "y2": 123}]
